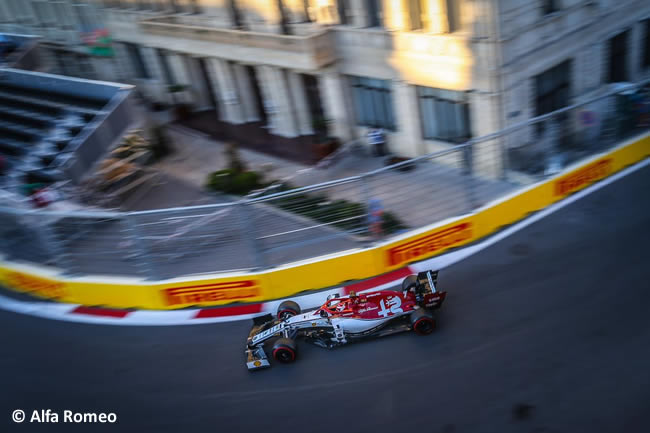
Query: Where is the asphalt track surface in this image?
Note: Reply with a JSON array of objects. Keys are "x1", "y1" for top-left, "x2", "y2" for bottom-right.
[{"x1": 1, "y1": 165, "x2": 650, "y2": 433}]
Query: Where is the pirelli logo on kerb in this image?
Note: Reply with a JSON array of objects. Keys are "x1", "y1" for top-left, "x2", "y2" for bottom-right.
[
  {"x1": 554, "y1": 159, "x2": 612, "y2": 197},
  {"x1": 164, "y1": 280, "x2": 260, "y2": 306},
  {"x1": 3, "y1": 271, "x2": 65, "y2": 299},
  {"x1": 386, "y1": 222, "x2": 473, "y2": 267}
]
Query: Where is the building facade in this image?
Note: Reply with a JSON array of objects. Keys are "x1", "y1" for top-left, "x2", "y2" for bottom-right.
[{"x1": 1, "y1": 0, "x2": 649, "y2": 178}]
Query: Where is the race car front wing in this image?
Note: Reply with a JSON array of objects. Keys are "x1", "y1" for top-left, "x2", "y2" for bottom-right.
[
  {"x1": 245, "y1": 346, "x2": 270, "y2": 370},
  {"x1": 245, "y1": 314, "x2": 284, "y2": 371}
]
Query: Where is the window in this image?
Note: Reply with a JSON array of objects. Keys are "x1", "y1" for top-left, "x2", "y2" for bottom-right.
[
  {"x1": 72, "y1": 3, "x2": 96, "y2": 32},
  {"x1": 418, "y1": 87, "x2": 471, "y2": 143},
  {"x1": 229, "y1": 0, "x2": 245, "y2": 29},
  {"x1": 366, "y1": 0, "x2": 382, "y2": 28},
  {"x1": 7, "y1": 0, "x2": 28, "y2": 22},
  {"x1": 52, "y1": 1, "x2": 75, "y2": 30},
  {"x1": 157, "y1": 48, "x2": 175, "y2": 84},
  {"x1": 407, "y1": 0, "x2": 428, "y2": 31},
  {"x1": 55, "y1": 52, "x2": 72, "y2": 76},
  {"x1": 150, "y1": 0, "x2": 166, "y2": 11},
  {"x1": 172, "y1": 0, "x2": 199, "y2": 13},
  {"x1": 170, "y1": 0, "x2": 185, "y2": 13},
  {"x1": 642, "y1": 19, "x2": 650, "y2": 69},
  {"x1": 337, "y1": 0, "x2": 350, "y2": 25},
  {"x1": 32, "y1": 1, "x2": 56, "y2": 27},
  {"x1": 542, "y1": 0, "x2": 559, "y2": 15},
  {"x1": 302, "y1": 74, "x2": 326, "y2": 134},
  {"x1": 278, "y1": 0, "x2": 291, "y2": 35},
  {"x1": 125, "y1": 43, "x2": 150, "y2": 79},
  {"x1": 350, "y1": 76, "x2": 395, "y2": 130},
  {"x1": 535, "y1": 60, "x2": 571, "y2": 117},
  {"x1": 607, "y1": 30, "x2": 628, "y2": 83},
  {"x1": 302, "y1": 0, "x2": 312, "y2": 22},
  {"x1": 446, "y1": 0, "x2": 461, "y2": 32},
  {"x1": 76, "y1": 54, "x2": 94, "y2": 78}
]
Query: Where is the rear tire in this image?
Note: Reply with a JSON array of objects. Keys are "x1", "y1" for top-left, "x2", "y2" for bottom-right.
[
  {"x1": 402, "y1": 275, "x2": 418, "y2": 292},
  {"x1": 410, "y1": 308, "x2": 435, "y2": 335},
  {"x1": 272, "y1": 337, "x2": 297, "y2": 363},
  {"x1": 277, "y1": 300, "x2": 301, "y2": 320}
]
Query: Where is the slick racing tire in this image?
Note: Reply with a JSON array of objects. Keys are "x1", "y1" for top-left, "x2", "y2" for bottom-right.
[
  {"x1": 410, "y1": 308, "x2": 436, "y2": 336},
  {"x1": 272, "y1": 337, "x2": 297, "y2": 364},
  {"x1": 401, "y1": 275, "x2": 418, "y2": 292},
  {"x1": 277, "y1": 300, "x2": 301, "y2": 320}
]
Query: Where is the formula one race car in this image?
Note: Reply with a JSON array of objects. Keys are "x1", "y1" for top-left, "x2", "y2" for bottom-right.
[{"x1": 245, "y1": 269, "x2": 446, "y2": 370}]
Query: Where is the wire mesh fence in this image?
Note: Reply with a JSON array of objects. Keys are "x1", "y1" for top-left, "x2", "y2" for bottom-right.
[
  {"x1": 504, "y1": 81, "x2": 650, "y2": 179},
  {"x1": 249, "y1": 177, "x2": 369, "y2": 268},
  {"x1": 1, "y1": 80, "x2": 649, "y2": 280},
  {"x1": 127, "y1": 203, "x2": 260, "y2": 279}
]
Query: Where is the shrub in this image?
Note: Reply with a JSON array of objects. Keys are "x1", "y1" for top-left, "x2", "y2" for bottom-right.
[
  {"x1": 232, "y1": 171, "x2": 261, "y2": 195},
  {"x1": 206, "y1": 169, "x2": 264, "y2": 196},
  {"x1": 273, "y1": 191, "x2": 326, "y2": 213},
  {"x1": 315, "y1": 200, "x2": 365, "y2": 230},
  {"x1": 381, "y1": 211, "x2": 407, "y2": 234},
  {"x1": 271, "y1": 191, "x2": 405, "y2": 235},
  {"x1": 206, "y1": 168, "x2": 237, "y2": 193},
  {"x1": 385, "y1": 156, "x2": 416, "y2": 172},
  {"x1": 168, "y1": 84, "x2": 188, "y2": 93},
  {"x1": 205, "y1": 173, "x2": 408, "y2": 235}
]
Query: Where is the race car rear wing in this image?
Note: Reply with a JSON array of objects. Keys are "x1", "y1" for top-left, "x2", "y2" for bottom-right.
[{"x1": 417, "y1": 270, "x2": 439, "y2": 293}]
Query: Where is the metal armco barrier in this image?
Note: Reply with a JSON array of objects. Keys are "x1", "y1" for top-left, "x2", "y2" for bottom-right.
[{"x1": 1, "y1": 81, "x2": 649, "y2": 309}]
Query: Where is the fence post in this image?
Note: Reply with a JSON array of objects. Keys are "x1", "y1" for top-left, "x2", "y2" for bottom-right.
[
  {"x1": 238, "y1": 200, "x2": 266, "y2": 270},
  {"x1": 0, "y1": 208, "x2": 17, "y2": 262},
  {"x1": 499, "y1": 131, "x2": 510, "y2": 181},
  {"x1": 359, "y1": 174, "x2": 376, "y2": 246},
  {"x1": 462, "y1": 141, "x2": 480, "y2": 211},
  {"x1": 121, "y1": 213, "x2": 157, "y2": 280},
  {"x1": 603, "y1": 92, "x2": 619, "y2": 145},
  {"x1": 34, "y1": 213, "x2": 73, "y2": 273},
  {"x1": 0, "y1": 213, "x2": 7, "y2": 257}
]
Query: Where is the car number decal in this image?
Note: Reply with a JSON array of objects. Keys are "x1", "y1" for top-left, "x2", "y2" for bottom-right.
[{"x1": 378, "y1": 297, "x2": 403, "y2": 318}]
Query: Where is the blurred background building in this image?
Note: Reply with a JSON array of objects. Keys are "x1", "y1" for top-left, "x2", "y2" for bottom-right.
[
  {"x1": 1, "y1": 0, "x2": 648, "y2": 177},
  {"x1": 0, "y1": 32, "x2": 42, "y2": 70},
  {"x1": 0, "y1": 65, "x2": 135, "y2": 198}
]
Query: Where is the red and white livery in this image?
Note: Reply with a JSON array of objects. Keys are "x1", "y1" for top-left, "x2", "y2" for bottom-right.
[{"x1": 245, "y1": 270, "x2": 447, "y2": 370}]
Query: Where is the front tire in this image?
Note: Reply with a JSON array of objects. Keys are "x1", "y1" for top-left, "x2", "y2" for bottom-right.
[
  {"x1": 277, "y1": 300, "x2": 301, "y2": 320},
  {"x1": 272, "y1": 337, "x2": 297, "y2": 363},
  {"x1": 410, "y1": 308, "x2": 436, "y2": 335}
]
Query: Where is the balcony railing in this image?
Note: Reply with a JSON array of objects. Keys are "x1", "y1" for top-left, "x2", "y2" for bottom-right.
[{"x1": 138, "y1": 16, "x2": 336, "y2": 70}]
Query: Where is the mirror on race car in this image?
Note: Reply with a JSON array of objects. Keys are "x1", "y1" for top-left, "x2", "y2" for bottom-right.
[
  {"x1": 319, "y1": 309, "x2": 329, "y2": 318},
  {"x1": 326, "y1": 293, "x2": 340, "y2": 301}
]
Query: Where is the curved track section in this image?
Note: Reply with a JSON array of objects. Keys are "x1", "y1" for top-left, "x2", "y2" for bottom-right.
[{"x1": 2, "y1": 166, "x2": 650, "y2": 433}]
